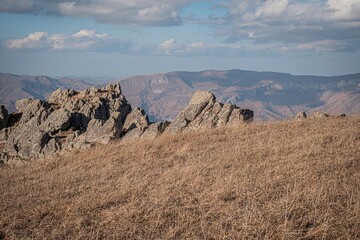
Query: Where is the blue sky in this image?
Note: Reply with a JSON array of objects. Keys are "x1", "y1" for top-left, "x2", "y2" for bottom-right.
[{"x1": 0, "y1": 0, "x2": 359, "y2": 78}]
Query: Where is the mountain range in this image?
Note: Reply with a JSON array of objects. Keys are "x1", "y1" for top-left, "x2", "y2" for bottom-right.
[
  {"x1": 1, "y1": 70, "x2": 359, "y2": 120},
  {"x1": 0, "y1": 73, "x2": 95, "y2": 113},
  {"x1": 119, "y1": 70, "x2": 360, "y2": 120}
]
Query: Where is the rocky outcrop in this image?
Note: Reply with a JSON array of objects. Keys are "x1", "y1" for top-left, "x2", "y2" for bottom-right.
[
  {"x1": 0, "y1": 83, "x2": 133, "y2": 162},
  {"x1": 165, "y1": 91, "x2": 254, "y2": 133},
  {"x1": 0, "y1": 86, "x2": 254, "y2": 163},
  {"x1": 311, "y1": 111, "x2": 330, "y2": 119},
  {"x1": 294, "y1": 111, "x2": 346, "y2": 120}
]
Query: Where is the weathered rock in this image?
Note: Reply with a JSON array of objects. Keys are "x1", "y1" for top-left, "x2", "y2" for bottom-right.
[
  {"x1": 39, "y1": 108, "x2": 73, "y2": 133},
  {"x1": 121, "y1": 127, "x2": 145, "y2": 142},
  {"x1": 185, "y1": 91, "x2": 215, "y2": 121},
  {"x1": 0, "y1": 152, "x2": 8, "y2": 164},
  {"x1": 0, "y1": 128, "x2": 10, "y2": 142},
  {"x1": 311, "y1": 111, "x2": 329, "y2": 119},
  {"x1": 216, "y1": 103, "x2": 234, "y2": 127},
  {"x1": 16, "y1": 99, "x2": 52, "y2": 125},
  {"x1": 0, "y1": 105, "x2": 9, "y2": 130},
  {"x1": 5, "y1": 128, "x2": 50, "y2": 159},
  {"x1": 49, "y1": 89, "x2": 77, "y2": 104},
  {"x1": 295, "y1": 111, "x2": 307, "y2": 120},
  {"x1": 84, "y1": 112, "x2": 124, "y2": 144},
  {"x1": 123, "y1": 108, "x2": 150, "y2": 132},
  {"x1": 41, "y1": 138, "x2": 61, "y2": 156},
  {"x1": 141, "y1": 122, "x2": 169, "y2": 140},
  {"x1": 15, "y1": 98, "x2": 32, "y2": 113},
  {"x1": 165, "y1": 91, "x2": 215, "y2": 133},
  {"x1": 105, "y1": 82, "x2": 122, "y2": 93},
  {"x1": 165, "y1": 91, "x2": 253, "y2": 133}
]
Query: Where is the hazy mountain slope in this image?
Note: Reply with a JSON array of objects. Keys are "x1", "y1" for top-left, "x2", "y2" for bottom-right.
[
  {"x1": 0, "y1": 73, "x2": 95, "y2": 112},
  {"x1": 119, "y1": 70, "x2": 360, "y2": 120}
]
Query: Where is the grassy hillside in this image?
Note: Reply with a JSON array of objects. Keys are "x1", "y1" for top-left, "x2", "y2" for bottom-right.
[{"x1": 1, "y1": 117, "x2": 360, "y2": 239}]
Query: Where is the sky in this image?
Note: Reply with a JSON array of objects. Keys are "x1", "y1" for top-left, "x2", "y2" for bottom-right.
[{"x1": 0, "y1": 0, "x2": 359, "y2": 78}]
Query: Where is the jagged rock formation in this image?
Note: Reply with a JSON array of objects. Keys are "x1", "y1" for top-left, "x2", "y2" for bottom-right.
[
  {"x1": 165, "y1": 91, "x2": 254, "y2": 133},
  {"x1": 0, "y1": 84, "x2": 254, "y2": 163}
]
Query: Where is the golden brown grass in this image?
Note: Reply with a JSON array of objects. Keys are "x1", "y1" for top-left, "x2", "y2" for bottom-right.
[{"x1": 1, "y1": 117, "x2": 360, "y2": 239}]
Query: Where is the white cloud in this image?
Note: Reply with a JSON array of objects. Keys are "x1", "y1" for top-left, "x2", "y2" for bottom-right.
[
  {"x1": 4, "y1": 32, "x2": 48, "y2": 49},
  {"x1": 159, "y1": 38, "x2": 177, "y2": 49},
  {"x1": 296, "y1": 40, "x2": 346, "y2": 52},
  {"x1": 214, "y1": 0, "x2": 360, "y2": 53},
  {"x1": 4, "y1": 30, "x2": 112, "y2": 51},
  {"x1": 190, "y1": 41, "x2": 207, "y2": 48},
  {"x1": 72, "y1": 29, "x2": 110, "y2": 39},
  {"x1": 0, "y1": 0, "x2": 192, "y2": 26},
  {"x1": 255, "y1": 0, "x2": 288, "y2": 19},
  {"x1": 327, "y1": 0, "x2": 360, "y2": 21}
]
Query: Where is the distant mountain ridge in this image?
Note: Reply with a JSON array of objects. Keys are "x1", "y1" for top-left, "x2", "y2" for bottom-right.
[
  {"x1": 0, "y1": 73, "x2": 95, "y2": 112},
  {"x1": 119, "y1": 70, "x2": 360, "y2": 120},
  {"x1": 1, "y1": 70, "x2": 360, "y2": 120}
]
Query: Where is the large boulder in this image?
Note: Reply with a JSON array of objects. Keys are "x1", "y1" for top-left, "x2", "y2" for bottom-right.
[
  {"x1": 5, "y1": 126, "x2": 50, "y2": 159},
  {"x1": 16, "y1": 99, "x2": 52, "y2": 124},
  {"x1": 39, "y1": 108, "x2": 73, "y2": 133},
  {"x1": 83, "y1": 112, "x2": 124, "y2": 144},
  {"x1": 0, "y1": 105, "x2": 9, "y2": 130},
  {"x1": 164, "y1": 91, "x2": 215, "y2": 133},
  {"x1": 165, "y1": 91, "x2": 254, "y2": 133}
]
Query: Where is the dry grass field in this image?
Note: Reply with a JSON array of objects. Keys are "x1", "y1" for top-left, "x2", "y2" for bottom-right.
[{"x1": 1, "y1": 117, "x2": 360, "y2": 239}]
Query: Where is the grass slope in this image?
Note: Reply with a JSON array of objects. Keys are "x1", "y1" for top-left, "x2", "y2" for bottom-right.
[{"x1": 1, "y1": 117, "x2": 360, "y2": 239}]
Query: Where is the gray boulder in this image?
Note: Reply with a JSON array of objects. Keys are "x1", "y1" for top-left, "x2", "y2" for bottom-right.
[
  {"x1": 165, "y1": 91, "x2": 215, "y2": 133},
  {"x1": 295, "y1": 111, "x2": 307, "y2": 120},
  {"x1": 39, "y1": 108, "x2": 73, "y2": 133},
  {"x1": 123, "y1": 108, "x2": 150, "y2": 132},
  {"x1": 165, "y1": 90, "x2": 254, "y2": 133},
  {"x1": 84, "y1": 112, "x2": 124, "y2": 144},
  {"x1": 48, "y1": 89, "x2": 77, "y2": 104},
  {"x1": 141, "y1": 122, "x2": 169, "y2": 140},
  {"x1": 16, "y1": 99, "x2": 52, "y2": 125},
  {"x1": 216, "y1": 103, "x2": 234, "y2": 127},
  {"x1": 5, "y1": 127, "x2": 50, "y2": 159}
]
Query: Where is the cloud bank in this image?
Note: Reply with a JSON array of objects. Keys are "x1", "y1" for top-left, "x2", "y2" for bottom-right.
[
  {"x1": 4, "y1": 30, "x2": 114, "y2": 51},
  {"x1": 0, "y1": 0, "x2": 193, "y2": 26},
  {"x1": 214, "y1": 0, "x2": 360, "y2": 52},
  {"x1": 1, "y1": 0, "x2": 359, "y2": 55}
]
